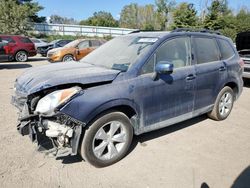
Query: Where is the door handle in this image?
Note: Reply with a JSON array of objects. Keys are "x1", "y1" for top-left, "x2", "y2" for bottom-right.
[
  {"x1": 219, "y1": 66, "x2": 226, "y2": 71},
  {"x1": 186, "y1": 74, "x2": 196, "y2": 81}
]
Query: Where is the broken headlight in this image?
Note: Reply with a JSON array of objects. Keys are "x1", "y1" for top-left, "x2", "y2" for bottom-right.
[{"x1": 35, "y1": 87, "x2": 81, "y2": 114}]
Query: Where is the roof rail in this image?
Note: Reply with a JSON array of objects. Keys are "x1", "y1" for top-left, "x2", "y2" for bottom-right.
[
  {"x1": 129, "y1": 30, "x2": 140, "y2": 34},
  {"x1": 172, "y1": 28, "x2": 221, "y2": 35},
  {"x1": 129, "y1": 29, "x2": 164, "y2": 34}
]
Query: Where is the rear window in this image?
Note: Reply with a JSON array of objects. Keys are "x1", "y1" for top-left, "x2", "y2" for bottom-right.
[
  {"x1": 20, "y1": 37, "x2": 33, "y2": 43},
  {"x1": 1, "y1": 36, "x2": 15, "y2": 43},
  {"x1": 218, "y1": 39, "x2": 235, "y2": 60},
  {"x1": 194, "y1": 37, "x2": 220, "y2": 64}
]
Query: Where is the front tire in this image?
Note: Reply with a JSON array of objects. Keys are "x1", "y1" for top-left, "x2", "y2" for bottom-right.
[
  {"x1": 80, "y1": 112, "x2": 133, "y2": 167},
  {"x1": 208, "y1": 86, "x2": 234, "y2": 121},
  {"x1": 15, "y1": 51, "x2": 28, "y2": 62},
  {"x1": 62, "y1": 54, "x2": 74, "y2": 62}
]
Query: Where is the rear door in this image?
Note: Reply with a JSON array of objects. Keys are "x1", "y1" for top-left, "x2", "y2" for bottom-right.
[
  {"x1": 192, "y1": 36, "x2": 228, "y2": 111},
  {"x1": 18, "y1": 37, "x2": 36, "y2": 51}
]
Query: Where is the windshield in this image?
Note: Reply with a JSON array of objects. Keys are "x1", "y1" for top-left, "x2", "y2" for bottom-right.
[
  {"x1": 49, "y1": 40, "x2": 59, "y2": 45},
  {"x1": 64, "y1": 40, "x2": 81, "y2": 48},
  {"x1": 80, "y1": 36, "x2": 157, "y2": 71}
]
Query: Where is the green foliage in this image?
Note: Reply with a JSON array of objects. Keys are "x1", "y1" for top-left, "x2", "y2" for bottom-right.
[
  {"x1": 80, "y1": 11, "x2": 118, "y2": 27},
  {"x1": 0, "y1": 0, "x2": 43, "y2": 35},
  {"x1": 119, "y1": 3, "x2": 139, "y2": 29},
  {"x1": 170, "y1": 3, "x2": 198, "y2": 29},
  {"x1": 20, "y1": 0, "x2": 45, "y2": 23},
  {"x1": 235, "y1": 8, "x2": 250, "y2": 33},
  {"x1": 155, "y1": 0, "x2": 175, "y2": 30},
  {"x1": 119, "y1": 1, "x2": 175, "y2": 30}
]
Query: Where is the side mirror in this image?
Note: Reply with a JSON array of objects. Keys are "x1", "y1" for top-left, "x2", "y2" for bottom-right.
[{"x1": 155, "y1": 61, "x2": 174, "y2": 75}]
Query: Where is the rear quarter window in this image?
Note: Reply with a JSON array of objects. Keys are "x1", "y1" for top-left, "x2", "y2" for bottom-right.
[
  {"x1": 20, "y1": 37, "x2": 33, "y2": 43},
  {"x1": 194, "y1": 37, "x2": 220, "y2": 64},
  {"x1": 218, "y1": 39, "x2": 235, "y2": 60}
]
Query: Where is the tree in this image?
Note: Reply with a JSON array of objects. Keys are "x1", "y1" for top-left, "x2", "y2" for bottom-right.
[
  {"x1": 18, "y1": 0, "x2": 45, "y2": 23},
  {"x1": 235, "y1": 8, "x2": 250, "y2": 33},
  {"x1": 171, "y1": 3, "x2": 198, "y2": 29},
  {"x1": 0, "y1": 0, "x2": 43, "y2": 34},
  {"x1": 155, "y1": 0, "x2": 175, "y2": 30},
  {"x1": 80, "y1": 11, "x2": 118, "y2": 27},
  {"x1": 49, "y1": 15, "x2": 78, "y2": 25},
  {"x1": 203, "y1": 0, "x2": 231, "y2": 30},
  {"x1": 119, "y1": 3, "x2": 139, "y2": 29}
]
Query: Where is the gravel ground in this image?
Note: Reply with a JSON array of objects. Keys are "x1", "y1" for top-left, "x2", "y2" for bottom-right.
[{"x1": 0, "y1": 57, "x2": 250, "y2": 188}]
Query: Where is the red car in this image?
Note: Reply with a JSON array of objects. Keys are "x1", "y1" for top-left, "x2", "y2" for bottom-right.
[{"x1": 0, "y1": 35, "x2": 37, "y2": 62}]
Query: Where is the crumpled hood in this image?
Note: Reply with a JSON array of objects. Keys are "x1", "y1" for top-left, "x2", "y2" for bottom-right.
[{"x1": 15, "y1": 62, "x2": 120, "y2": 95}]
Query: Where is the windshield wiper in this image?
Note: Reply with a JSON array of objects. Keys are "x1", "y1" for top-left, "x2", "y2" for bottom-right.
[{"x1": 112, "y1": 63, "x2": 130, "y2": 72}]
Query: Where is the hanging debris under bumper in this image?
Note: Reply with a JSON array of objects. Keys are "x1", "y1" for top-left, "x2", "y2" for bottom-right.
[{"x1": 16, "y1": 112, "x2": 85, "y2": 158}]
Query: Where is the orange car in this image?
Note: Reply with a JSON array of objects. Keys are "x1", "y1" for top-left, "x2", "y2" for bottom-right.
[{"x1": 47, "y1": 39, "x2": 106, "y2": 62}]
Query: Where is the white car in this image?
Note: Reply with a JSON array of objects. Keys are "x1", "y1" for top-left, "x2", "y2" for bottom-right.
[
  {"x1": 236, "y1": 32, "x2": 250, "y2": 79},
  {"x1": 30, "y1": 38, "x2": 48, "y2": 49}
]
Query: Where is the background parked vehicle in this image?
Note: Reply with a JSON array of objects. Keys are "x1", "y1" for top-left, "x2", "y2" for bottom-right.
[
  {"x1": 236, "y1": 32, "x2": 250, "y2": 79},
  {"x1": 47, "y1": 39, "x2": 106, "y2": 62},
  {"x1": 37, "y1": 39, "x2": 72, "y2": 57},
  {"x1": 0, "y1": 35, "x2": 37, "y2": 62},
  {"x1": 30, "y1": 38, "x2": 48, "y2": 49}
]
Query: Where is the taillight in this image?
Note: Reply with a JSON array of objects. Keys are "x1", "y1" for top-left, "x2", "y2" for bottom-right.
[
  {"x1": 238, "y1": 58, "x2": 245, "y2": 68},
  {"x1": 3, "y1": 45, "x2": 10, "y2": 54}
]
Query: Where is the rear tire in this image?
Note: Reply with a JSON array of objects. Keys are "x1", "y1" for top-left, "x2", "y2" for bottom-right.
[
  {"x1": 80, "y1": 112, "x2": 133, "y2": 167},
  {"x1": 15, "y1": 51, "x2": 28, "y2": 62},
  {"x1": 208, "y1": 86, "x2": 234, "y2": 121}
]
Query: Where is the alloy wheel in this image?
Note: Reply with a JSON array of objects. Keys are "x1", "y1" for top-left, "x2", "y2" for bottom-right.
[{"x1": 92, "y1": 121, "x2": 127, "y2": 161}]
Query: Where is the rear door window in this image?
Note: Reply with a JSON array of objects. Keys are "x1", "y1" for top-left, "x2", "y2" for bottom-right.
[
  {"x1": 218, "y1": 39, "x2": 235, "y2": 60},
  {"x1": 193, "y1": 37, "x2": 220, "y2": 64},
  {"x1": 20, "y1": 37, "x2": 32, "y2": 43}
]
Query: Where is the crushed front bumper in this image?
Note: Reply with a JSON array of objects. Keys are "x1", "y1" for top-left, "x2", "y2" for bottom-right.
[{"x1": 11, "y1": 94, "x2": 84, "y2": 158}]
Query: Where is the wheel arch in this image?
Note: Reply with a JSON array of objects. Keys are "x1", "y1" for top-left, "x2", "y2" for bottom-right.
[
  {"x1": 224, "y1": 81, "x2": 239, "y2": 99},
  {"x1": 62, "y1": 53, "x2": 75, "y2": 61},
  {"x1": 84, "y1": 99, "x2": 140, "y2": 132},
  {"x1": 15, "y1": 49, "x2": 28, "y2": 56}
]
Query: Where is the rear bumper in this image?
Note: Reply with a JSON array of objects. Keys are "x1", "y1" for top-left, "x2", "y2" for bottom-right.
[
  {"x1": 28, "y1": 51, "x2": 37, "y2": 57},
  {"x1": 243, "y1": 64, "x2": 250, "y2": 79}
]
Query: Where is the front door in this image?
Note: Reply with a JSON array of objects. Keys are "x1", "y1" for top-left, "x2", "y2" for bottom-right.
[
  {"x1": 133, "y1": 36, "x2": 196, "y2": 133},
  {"x1": 75, "y1": 40, "x2": 93, "y2": 60}
]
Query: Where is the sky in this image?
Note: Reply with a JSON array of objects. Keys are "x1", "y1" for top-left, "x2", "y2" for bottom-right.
[{"x1": 36, "y1": 0, "x2": 250, "y2": 21}]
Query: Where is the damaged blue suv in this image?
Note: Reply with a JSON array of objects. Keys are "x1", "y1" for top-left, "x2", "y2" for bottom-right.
[{"x1": 12, "y1": 29, "x2": 243, "y2": 167}]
